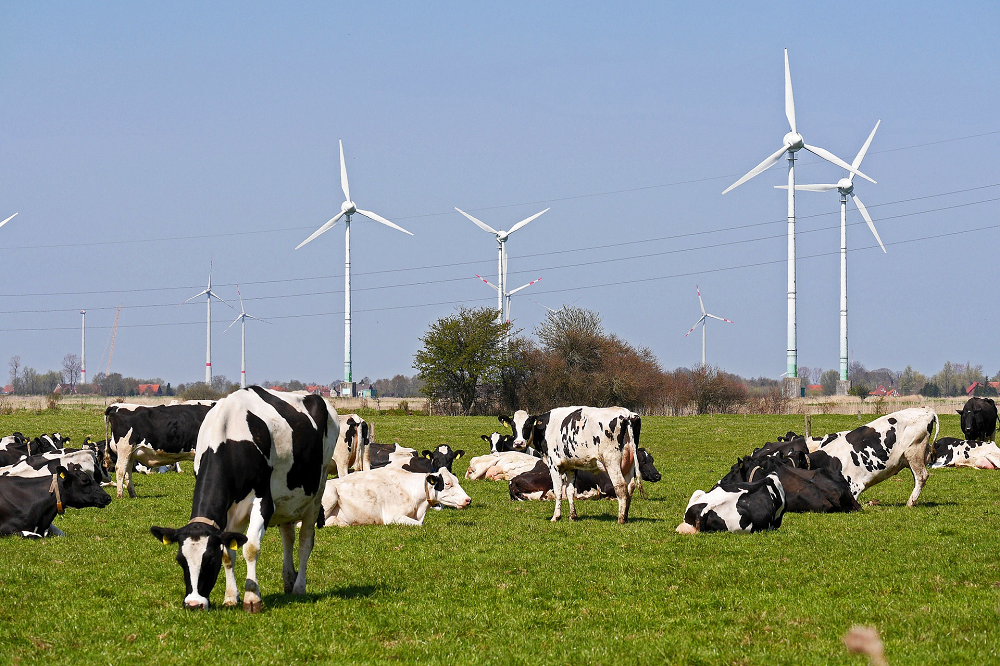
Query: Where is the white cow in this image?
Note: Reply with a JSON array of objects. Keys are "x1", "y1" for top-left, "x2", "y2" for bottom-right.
[
  {"x1": 465, "y1": 451, "x2": 541, "y2": 481},
  {"x1": 322, "y1": 466, "x2": 471, "y2": 526}
]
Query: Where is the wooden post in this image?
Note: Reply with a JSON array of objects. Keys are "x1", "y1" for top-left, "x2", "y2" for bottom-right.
[{"x1": 804, "y1": 414, "x2": 812, "y2": 438}]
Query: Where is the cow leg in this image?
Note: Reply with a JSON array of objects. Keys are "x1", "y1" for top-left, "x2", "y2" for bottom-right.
[
  {"x1": 292, "y1": 517, "x2": 317, "y2": 595},
  {"x1": 565, "y1": 470, "x2": 578, "y2": 521},
  {"x1": 605, "y1": 459, "x2": 631, "y2": 524},
  {"x1": 115, "y1": 441, "x2": 135, "y2": 499},
  {"x1": 279, "y1": 523, "x2": 297, "y2": 594},
  {"x1": 222, "y1": 545, "x2": 240, "y2": 607},
  {"x1": 905, "y1": 447, "x2": 930, "y2": 507},
  {"x1": 242, "y1": 498, "x2": 269, "y2": 613},
  {"x1": 549, "y1": 466, "x2": 564, "y2": 522}
]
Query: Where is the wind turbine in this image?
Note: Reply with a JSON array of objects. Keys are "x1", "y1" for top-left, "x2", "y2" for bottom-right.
[
  {"x1": 184, "y1": 263, "x2": 230, "y2": 385},
  {"x1": 684, "y1": 285, "x2": 733, "y2": 367},
  {"x1": 0, "y1": 213, "x2": 17, "y2": 230},
  {"x1": 776, "y1": 120, "x2": 884, "y2": 390},
  {"x1": 225, "y1": 287, "x2": 266, "y2": 389},
  {"x1": 296, "y1": 140, "x2": 412, "y2": 386},
  {"x1": 457, "y1": 207, "x2": 549, "y2": 321},
  {"x1": 475, "y1": 274, "x2": 542, "y2": 332},
  {"x1": 723, "y1": 49, "x2": 875, "y2": 390}
]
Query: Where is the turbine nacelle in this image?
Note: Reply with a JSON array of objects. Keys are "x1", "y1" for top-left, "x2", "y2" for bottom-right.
[
  {"x1": 341, "y1": 201, "x2": 357, "y2": 216},
  {"x1": 783, "y1": 132, "x2": 804, "y2": 152},
  {"x1": 837, "y1": 177, "x2": 854, "y2": 194}
]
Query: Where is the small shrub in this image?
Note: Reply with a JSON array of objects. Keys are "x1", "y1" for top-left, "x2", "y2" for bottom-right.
[
  {"x1": 46, "y1": 394, "x2": 59, "y2": 411},
  {"x1": 399, "y1": 400, "x2": 409, "y2": 415}
]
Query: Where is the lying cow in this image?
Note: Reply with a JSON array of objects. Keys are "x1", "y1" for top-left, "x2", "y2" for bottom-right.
[
  {"x1": 957, "y1": 397, "x2": 999, "y2": 441},
  {"x1": 0, "y1": 433, "x2": 70, "y2": 467},
  {"x1": 330, "y1": 413, "x2": 370, "y2": 477},
  {"x1": 509, "y1": 448, "x2": 662, "y2": 501},
  {"x1": 718, "y1": 455, "x2": 859, "y2": 513},
  {"x1": 519, "y1": 406, "x2": 642, "y2": 523},
  {"x1": 931, "y1": 438, "x2": 1000, "y2": 469},
  {"x1": 465, "y1": 451, "x2": 541, "y2": 481},
  {"x1": 0, "y1": 466, "x2": 112, "y2": 537},
  {"x1": 389, "y1": 445, "x2": 465, "y2": 474},
  {"x1": 367, "y1": 443, "x2": 418, "y2": 469},
  {"x1": 804, "y1": 407, "x2": 939, "y2": 506},
  {"x1": 322, "y1": 466, "x2": 471, "y2": 526},
  {"x1": 151, "y1": 387, "x2": 337, "y2": 612},
  {"x1": 0, "y1": 450, "x2": 104, "y2": 484},
  {"x1": 677, "y1": 474, "x2": 785, "y2": 534}
]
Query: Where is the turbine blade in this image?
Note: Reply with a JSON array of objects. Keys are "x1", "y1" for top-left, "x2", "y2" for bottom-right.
[
  {"x1": 803, "y1": 144, "x2": 876, "y2": 184},
  {"x1": 696, "y1": 285, "x2": 705, "y2": 315},
  {"x1": 340, "y1": 140, "x2": 350, "y2": 203},
  {"x1": 295, "y1": 212, "x2": 344, "y2": 250},
  {"x1": 685, "y1": 316, "x2": 706, "y2": 337},
  {"x1": 357, "y1": 209, "x2": 414, "y2": 236},
  {"x1": 225, "y1": 315, "x2": 242, "y2": 331},
  {"x1": 455, "y1": 207, "x2": 498, "y2": 235},
  {"x1": 210, "y1": 291, "x2": 236, "y2": 310},
  {"x1": 237, "y1": 287, "x2": 245, "y2": 312},
  {"x1": 722, "y1": 145, "x2": 788, "y2": 194},
  {"x1": 508, "y1": 277, "x2": 541, "y2": 295},
  {"x1": 183, "y1": 289, "x2": 209, "y2": 303},
  {"x1": 851, "y1": 194, "x2": 886, "y2": 253},
  {"x1": 507, "y1": 208, "x2": 549, "y2": 235},
  {"x1": 784, "y1": 48, "x2": 796, "y2": 134},
  {"x1": 851, "y1": 119, "x2": 881, "y2": 182},
  {"x1": 774, "y1": 184, "x2": 839, "y2": 192},
  {"x1": 0, "y1": 212, "x2": 18, "y2": 229},
  {"x1": 475, "y1": 274, "x2": 500, "y2": 292},
  {"x1": 707, "y1": 314, "x2": 734, "y2": 323}
]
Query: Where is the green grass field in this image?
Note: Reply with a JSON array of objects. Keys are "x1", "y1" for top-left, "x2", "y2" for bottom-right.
[{"x1": 1, "y1": 407, "x2": 997, "y2": 665}]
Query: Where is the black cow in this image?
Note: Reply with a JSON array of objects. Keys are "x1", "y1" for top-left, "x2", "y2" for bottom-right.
[
  {"x1": 150, "y1": 387, "x2": 336, "y2": 612},
  {"x1": 509, "y1": 448, "x2": 662, "y2": 501},
  {"x1": 105, "y1": 402, "x2": 215, "y2": 498},
  {"x1": 678, "y1": 474, "x2": 786, "y2": 534},
  {"x1": 0, "y1": 466, "x2": 111, "y2": 537},
  {"x1": 957, "y1": 397, "x2": 999, "y2": 441},
  {"x1": 718, "y1": 455, "x2": 859, "y2": 513}
]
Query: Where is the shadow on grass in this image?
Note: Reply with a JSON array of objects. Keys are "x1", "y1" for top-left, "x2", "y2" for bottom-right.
[
  {"x1": 571, "y1": 514, "x2": 659, "y2": 523},
  {"x1": 264, "y1": 583, "x2": 384, "y2": 607}
]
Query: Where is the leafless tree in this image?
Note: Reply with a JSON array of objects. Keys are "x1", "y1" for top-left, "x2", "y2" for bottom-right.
[
  {"x1": 8, "y1": 356, "x2": 21, "y2": 392},
  {"x1": 62, "y1": 354, "x2": 81, "y2": 386}
]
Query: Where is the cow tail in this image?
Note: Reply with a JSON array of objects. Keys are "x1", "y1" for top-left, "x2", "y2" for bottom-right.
[
  {"x1": 103, "y1": 410, "x2": 111, "y2": 472},
  {"x1": 926, "y1": 412, "x2": 941, "y2": 465},
  {"x1": 630, "y1": 415, "x2": 643, "y2": 499}
]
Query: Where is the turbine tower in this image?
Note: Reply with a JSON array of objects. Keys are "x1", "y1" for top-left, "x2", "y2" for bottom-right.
[
  {"x1": 723, "y1": 49, "x2": 875, "y2": 396},
  {"x1": 184, "y1": 264, "x2": 229, "y2": 385},
  {"x1": 296, "y1": 140, "x2": 413, "y2": 386},
  {"x1": 80, "y1": 310, "x2": 86, "y2": 385},
  {"x1": 776, "y1": 120, "x2": 884, "y2": 394},
  {"x1": 225, "y1": 287, "x2": 265, "y2": 389},
  {"x1": 475, "y1": 274, "x2": 542, "y2": 336},
  {"x1": 457, "y1": 207, "x2": 548, "y2": 321},
  {"x1": 685, "y1": 285, "x2": 733, "y2": 367}
]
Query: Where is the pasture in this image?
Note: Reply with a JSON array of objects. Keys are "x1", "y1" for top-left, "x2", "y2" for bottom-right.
[{"x1": 1, "y1": 407, "x2": 998, "y2": 665}]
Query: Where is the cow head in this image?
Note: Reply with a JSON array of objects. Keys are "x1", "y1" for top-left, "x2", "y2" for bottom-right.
[
  {"x1": 426, "y1": 468, "x2": 472, "y2": 509},
  {"x1": 510, "y1": 410, "x2": 533, "y2": 450},
  {"x1": 957, "y1": 397, "x2": 997, "y2": 440},
  {"x1": 481, "y1": 432, "x2": 515, "y2": 453},
  {"x1": 421, "y1": 445, "x2": 465, "y2": 473},
  {"x1": 59, "y1": 465, "x2": 112, "y2": 509},
  {"x1": 636, "y1": 448, "x2": 661, "y2": 482},
  {"x1": 150, "y1": 523, "x2": 248, "y2": 610}
]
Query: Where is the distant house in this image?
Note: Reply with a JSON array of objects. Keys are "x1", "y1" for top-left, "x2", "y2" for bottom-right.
[
  {"x1": 305, "y1": 385, "x2": 332, "y2": 397},
  {"x1": 869, "y1": 385, "x2": 900, "y2": 397},
  {"x1": 269, "y1": 385, "x2": 287, "y2": 392},
  {"x1": 967, "y1": 381, "x2": 999, "y2": 396},
  {"x1": 137, "y1": 383, "x2": 162, "y2": 396},
  {"x1": 1, "y1": 385, "x2": 11, "y2": 395}
]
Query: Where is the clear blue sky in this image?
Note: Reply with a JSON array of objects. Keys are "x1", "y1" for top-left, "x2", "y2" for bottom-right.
[{"x1": 1, "y1": 2, "x2": 998, "y2": 385}]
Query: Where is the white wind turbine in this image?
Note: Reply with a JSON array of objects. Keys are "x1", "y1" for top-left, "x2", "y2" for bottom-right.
[
  {"x1": 456, "y1": 207, "x2": 549, "y2": 321},
  {"x1": 723, "y1": 49, "x2": 875, "y2": 389},
  {"x1": 225, "y1": 287, "x2": 266, "y2": 389},
  {"x1": 296, "y1": 140, "x2": 413, "y2": 386},
  {"x1": 184, "y1": 263, "x2": 231, "y2": 384},
  {"x1": 776, "y1": 120, "x2": 884, "y2": 388},
  {"x1": 475, "y1": 274, "x2": 542, "y2": 331},
  {"x1": 685, "y1": 285, "x2": 733, "y2": 367}
]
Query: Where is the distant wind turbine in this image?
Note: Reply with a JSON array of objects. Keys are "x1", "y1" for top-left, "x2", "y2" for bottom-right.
[
  {"x1": 685, "y1": 285, "x2": 733, "y2": 368},
  {"x1": 475, "y1": 274, "x2": 542, "y2": 331},
  {"x1": 184, "y1": 263, "x2": 231, "y2": 384},
  {"x1": 776, "y1": 120, "x2": 884, "y2": 388},
  {"x1": 723, "y1": 49, "x2": 874, "y2": 387},
  {"x1": 225, "y1": 287, "x2": 266, "y2": 389},
  {"x1": 457, "y1": 207, "x2": 548, "y2": 322},
  {"x1": 296, "y1": 140, "x2": 413, "y2": 385}
]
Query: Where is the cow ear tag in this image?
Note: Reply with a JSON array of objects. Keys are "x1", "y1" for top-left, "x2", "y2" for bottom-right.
[
  {"x1": 59, "y1": 472, "x2": 65, "y2": 478},
  {"x1": 162, "y1": 536, "x2": 170, "y2": 545},
  {"x1": 229, "y1": 540, "x2": 239, "y2": 550}
]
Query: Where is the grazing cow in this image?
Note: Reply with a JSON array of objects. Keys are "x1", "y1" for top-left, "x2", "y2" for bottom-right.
[
  {"x1": 330, "y1": 414, "x2": 370, "y2": 477},
  {"x1": 105, "y1": 402, "x2": 215, "y2": 498},
  {"x1": 509, "y1": 448, "x2": 662, "y2": 501},
  {"x1": 805, "y1": 407, "x2": 939, "y2": 506},
  {"x1": 150, "y1": 387, "x2": 337, "y2": 612},
  {"x1": 930, "y1": 438, "x2": 1000, "y2": 469},
  {"x1": 677, "y1": 474, "x2": 785, "y2": 534},
  {"x1": 0, "y1": 466, "x2": 111, "y2": 537},
  {"x1": 957, "y1": 397, "x2": 999, "y2": 441},
  {"x1": 718, "y1": 455, "x2": 859, "y2": 513},
  {"x1": 322, "y1": 466, "x2": 471, "y2": 526},
  {"x1": 465, "y1": 451, "x2": 542, "y2": 481},
  {"x1": 520, "y1": 406, "x2": 642, "y2": 523}
]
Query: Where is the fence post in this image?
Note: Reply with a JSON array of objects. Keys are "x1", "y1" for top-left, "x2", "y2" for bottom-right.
[{"x1": 804, "y1": 414, "x2": 812, "y2": 438}]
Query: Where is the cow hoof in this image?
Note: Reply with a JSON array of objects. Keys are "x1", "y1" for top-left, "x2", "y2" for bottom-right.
[
  {"x1": 550, "y1": 516, "x2": 561, "y2": 522},
  {"x1": 618, "y1": 517, "x2": 627, "y2": 524},
  {"x1": 243, "y1": 599, "x2": 264, "y2": 613},
  {"x1": 676, "y1": 522, "x2": 698, "y2": 535},
  {"x1": 223, "y1": 598, "x2": 240, "y2": 608}
]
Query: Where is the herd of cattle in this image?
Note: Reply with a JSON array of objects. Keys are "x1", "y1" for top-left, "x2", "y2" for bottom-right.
[{"x1": 1, "y1": 388, "x2": 998, "y2": 611}]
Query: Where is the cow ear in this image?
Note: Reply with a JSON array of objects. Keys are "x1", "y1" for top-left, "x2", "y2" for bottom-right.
[
  {"x1": 455, "y1": 450, "x2": 464, "y2": 459},
  {"x1": 480, "y1": 434, "x2": 489, "y2": 442},
  {"x1": 956, "y1": 410, "x2": 963, "y2": 415},
  {"x1": 220, "y1": 532, "x2": 248, "y2": 551},
  {"x1": 151, "y1": 526, "x2": 178, "y2": 545},
  {"x1": 422, "y1": 450, "x2": 432, "y2": 459},
  {"x1": 56, "y1": 465, "x2": 68, "y2": 480},
  {"x1": 426, "y1": 474, "x2": 444, "y2": 492}
]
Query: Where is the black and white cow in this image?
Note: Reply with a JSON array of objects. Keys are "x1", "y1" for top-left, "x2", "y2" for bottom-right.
[
  {"x1": 717, "y1": 455, "x2": 859, "y2": 513},
  {"x1": 805, "y1": 407, "x2": 939, "y2": 506},
  {"x1": 0, "y1": 466, "x2": 111, "y2": 537},
  {"x1": 509, "y1": 448, "x2": 662, "y2": 501},
  {"x1": 330, "y1": 413, "x2": 370, "y2": 477},
  {"x1": 677, "y1": 474, "x2": 786, "y2": 534},
  {"x1": 0, "y1": 449, "x2": 104, "y2": 484},
  {"x1": 957, "y1": 397, "x2": 999, "y2": 442},
  {"x1": 105, "y1": 402, "x2": 215, "y2": 498},
  {"x1": 520, "y1": 406, "x2": 642, "y2": 523},
  {"x1": 150, "y1": 387, "x2": 337, "y2": 612},
  {"x1": 367, "y1": 443, "x2": 418, "y2": 469},
  {"x1": 930, "y1": 437, "x2": 1000, "y2": 469},
  {"x1": 0, "y1": 433, "x2": 71, "y2": 467},
  {"x1": 390, "y1": 445, "x2": 465, "y2": 474}
]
